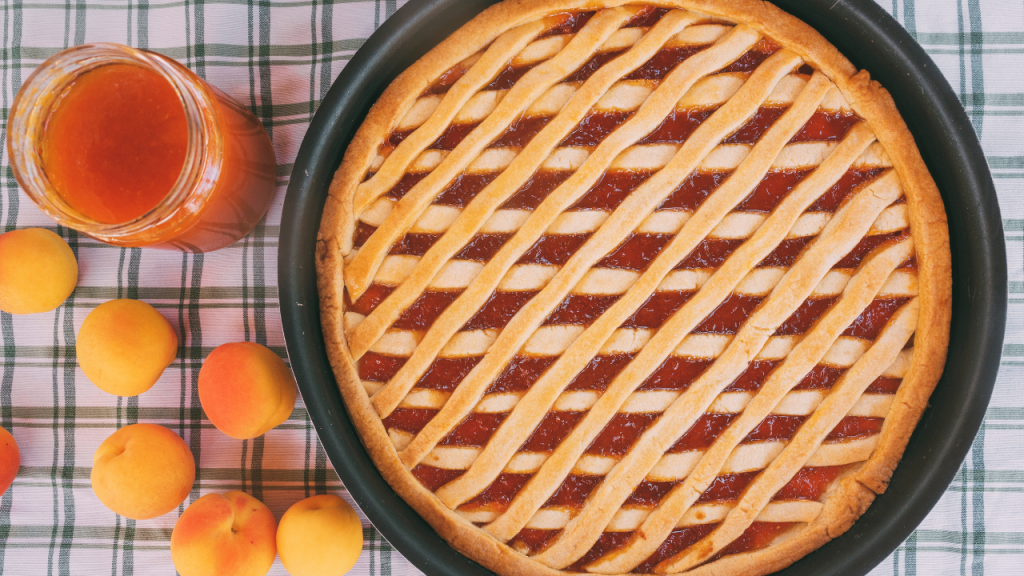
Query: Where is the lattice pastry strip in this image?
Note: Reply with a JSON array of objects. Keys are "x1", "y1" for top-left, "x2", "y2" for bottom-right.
[
  {"x1": 348, "y1": 9, "x2": 709, "y2": 361},
  {"x1": 479, "y1": 123, "x2": 881, "y2": 543},
  {"x1": 382, "y1": 61, "x2": 844, "y2": 147},
  {"x1": 349, "y1": 8, "x2": 647, "y2": 296},
  {"x1": 397, "y1": 47, "x2": 807, "y2": 470},
  {"x1": 382, "y1": 383, "x2": 900, "y2": 436},
  {"x1": 353, "y1": 18, "x2": 550, "y2": 214},
  {"x1": 365, "y1": 25, "x2": 765, "y2": 420},
  {"x1": 658, "y1": 298, "x2": 920, "y2": 573},
  {"x1": 380, "y1": 25, "x2": 743, "y2": 148},
  {"x1": 359, "y1": 180, "x2": 905, "y2": 299},
  {"x1": 358, "y1": 69, "x2": 843, "y2": 239},
  {"x1": 401, "y1": 58, "x2": 815, "y2": 475},
  {"x1": 349, "y1": 9, "x2": 711, "y2": 292},
  {"x1": 382, "y1": 377, "x2": 901, "y2": 423},
  {"x1": 433, "y1": 70, "x2": 835, "y2": 507},
  {"x1": 526, "y1": 169, "x2": 904, "y2": 569},
  {"x1": 402, "y1": 402, "x2": 895, "y2": 478},
  {"x1": 350, "y1": 137, "x2": 892, "y2": 350},
  {"x1": 587, "y1": 237, "x2": 914, "y2": 573},
  {"x1": 380, "y1": 245, "x2": 909, "y2": 561},
  {"x1": 317, "y1": 3, "x2": 951, "y2": 575}
]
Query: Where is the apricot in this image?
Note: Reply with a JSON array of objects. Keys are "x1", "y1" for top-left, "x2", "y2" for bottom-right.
[
  {"x1": 0, "y1": 228, "x2": 77, "y2": 314},
  {"x1": 0, "y1": 427, "x2": 19, "y2": 496},
  {"x1": 277, "y1": 495, "x2": 363, "y2": 576},
  {"x1": 77, "y1": 299, "x2": 178, "y2": 396},
  {"x1": 198, "y1": 342, "x2": 296, "y2": 440},
  {"x1": 91, "y1": 423, "x2": 194, "y2": 519},
  {"x1": 171, "y1": 491, "x2": 277, "y2": 576}
]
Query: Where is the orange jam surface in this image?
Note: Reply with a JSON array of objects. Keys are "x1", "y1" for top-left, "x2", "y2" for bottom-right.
[{"x1": 42, "y1": 63, "x2": 188, "y2": 224}]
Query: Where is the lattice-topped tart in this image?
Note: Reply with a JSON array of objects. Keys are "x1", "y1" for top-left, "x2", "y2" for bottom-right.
[{"x1": 316, "y1": 1, "x2": 951, "y2": 574}]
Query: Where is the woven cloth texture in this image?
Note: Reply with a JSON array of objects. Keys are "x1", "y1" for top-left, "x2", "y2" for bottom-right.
[{"x1": 0, "y1": 0, "x2": 1018, "y2": 574}]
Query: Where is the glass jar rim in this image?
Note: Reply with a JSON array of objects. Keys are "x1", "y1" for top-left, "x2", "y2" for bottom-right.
[{"x1": 6, "y1": 42, "x2": 222, "y2": 240}]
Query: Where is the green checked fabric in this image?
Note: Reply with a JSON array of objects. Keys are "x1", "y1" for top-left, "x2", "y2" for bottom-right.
[{"x1": 0, "y1": 0, "x2": 1018, "y2": 574}]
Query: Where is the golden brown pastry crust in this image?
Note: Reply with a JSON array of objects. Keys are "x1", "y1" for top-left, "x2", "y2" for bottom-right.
[{"x1": 316, "y1": 1, "x2": 952, "y2": 574}]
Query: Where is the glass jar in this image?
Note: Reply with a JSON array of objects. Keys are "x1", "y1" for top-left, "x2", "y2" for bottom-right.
[{"x1": 7, "y1": 43, "x2": 277, "y2": 252}]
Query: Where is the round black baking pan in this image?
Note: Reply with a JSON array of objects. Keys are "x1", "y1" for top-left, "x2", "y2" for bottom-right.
[{"x1": 279, "y1": 0, "x2": 1007, "y2": 574}]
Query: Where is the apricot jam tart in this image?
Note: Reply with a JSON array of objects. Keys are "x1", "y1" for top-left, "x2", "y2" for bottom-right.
[{"x1": 317, "y1": 1, "x2": 951, "y2": 574}]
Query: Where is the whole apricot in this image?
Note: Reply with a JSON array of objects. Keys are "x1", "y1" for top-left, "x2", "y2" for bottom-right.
[
  {"x1": 198, "y1": 342, "x2": 296, "y2": 440},
  {"x1": 77, "y1": 299, "x2": 178, "y2": 396},
  {"x1": 171, "y1": 491, "x2": 277, "y2": 576},
  {"x1": 0, "y1": 427, "x2": 19, "y2": 496},
  {"x1": 277, "y1": 495, "x2": 363, "y2": 576},
  {"x1": 91, "y1": 423, "x2": 194, "y2": 519},
  {"x1": 0, "y1": 228, "x2": 77, "y2": 314}
]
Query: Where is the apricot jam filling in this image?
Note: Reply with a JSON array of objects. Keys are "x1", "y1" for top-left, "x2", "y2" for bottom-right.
[
  {"x1": 354, "y1": 291, "x2": 907, "y2": 343},
  {"x1": 388, "y1": 110, "x2": 857, "y2": 203},
  {"x1": 458, "y1": 466, "x2": 844, "y2": 531},
  {"x1": 365, "y1": 353, "x2": 901, "y2": 398},
  {"x1": 393, "y1": 104, "x2": 861, "y2": 153},
  {"x1": 385, "y1": 409, "x2": 884, "y2": 454},
  {"x1": 356, "y1": 167, "x2": 886, "y2": 273},
  {"x1": 352, "y1": 233, "x2": 902, "y2": 333}
]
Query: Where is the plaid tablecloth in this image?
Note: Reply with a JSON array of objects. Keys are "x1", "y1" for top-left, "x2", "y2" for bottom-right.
[{"x1": 0, "y1": 0, "x2": 1019, "y2": 574}]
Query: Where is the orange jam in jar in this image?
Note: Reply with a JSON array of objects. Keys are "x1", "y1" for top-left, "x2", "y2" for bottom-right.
[
  {"x1": 8, "y1": 43, "x2": 277, "y2": 252},
  {"x1": 43, "y1": 64, "x2": 190, "y2": 224}
]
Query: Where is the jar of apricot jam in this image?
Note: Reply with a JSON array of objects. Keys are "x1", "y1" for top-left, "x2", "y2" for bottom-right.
[{"x1": 7, "y1": 43, "x2": 276, "y2": 252}]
